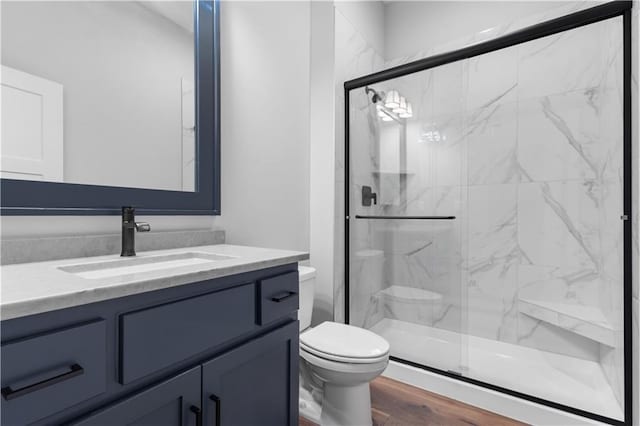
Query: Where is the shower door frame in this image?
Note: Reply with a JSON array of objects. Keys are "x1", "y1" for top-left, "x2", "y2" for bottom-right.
[{"x1": 343, "y1": 2, "x2": 633, "y2": 425}]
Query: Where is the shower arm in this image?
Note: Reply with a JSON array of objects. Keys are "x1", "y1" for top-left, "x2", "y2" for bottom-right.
[{"x1": 365, "y1": 86, "x2": 384, "y2": 104}]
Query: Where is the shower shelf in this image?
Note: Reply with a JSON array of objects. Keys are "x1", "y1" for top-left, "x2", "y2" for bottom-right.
[
  {"x1": 518, "y1": 297, "x2": 619, "y2": 347},
  {"x1": 379, "y1": 285, "x2": 443, "y2": 302}
]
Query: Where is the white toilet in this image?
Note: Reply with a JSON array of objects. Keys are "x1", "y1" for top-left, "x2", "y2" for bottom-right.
[{"x1": 298, "y1": 266, "x2": 390, "y2": 426}]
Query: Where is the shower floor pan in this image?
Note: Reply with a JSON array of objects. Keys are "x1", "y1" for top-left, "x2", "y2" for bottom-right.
[{"x1": 370, "y1": 318, "x2": 623, "y2": 421}]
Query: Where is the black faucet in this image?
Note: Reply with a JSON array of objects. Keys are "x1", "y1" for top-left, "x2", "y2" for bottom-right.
[{"x1": 121, "y1": 207, "x2": 151, "y2": 257}]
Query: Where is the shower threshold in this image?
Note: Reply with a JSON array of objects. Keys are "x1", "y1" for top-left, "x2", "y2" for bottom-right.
[{"x1": 369, "y1": 318, "x2": 623, "y2": 421}]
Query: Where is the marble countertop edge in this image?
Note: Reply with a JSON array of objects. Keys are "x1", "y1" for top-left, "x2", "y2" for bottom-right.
[{"x1": 1, "y1": 244, "x2": 309, "y2": 321}]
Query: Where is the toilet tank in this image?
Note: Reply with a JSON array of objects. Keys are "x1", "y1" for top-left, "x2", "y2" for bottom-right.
[{"x1": 298, "y1": 266, "x2": 316, "y2": 331}]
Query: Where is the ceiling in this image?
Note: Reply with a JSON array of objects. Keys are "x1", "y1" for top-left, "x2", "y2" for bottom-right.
[{"x1": 138, "y1": 1, "x2": 194, "y2": 34}]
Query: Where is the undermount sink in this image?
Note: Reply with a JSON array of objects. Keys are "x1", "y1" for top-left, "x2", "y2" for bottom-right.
[{"x1": 58, "y1": 252, "x2": 237, "y2": 279}]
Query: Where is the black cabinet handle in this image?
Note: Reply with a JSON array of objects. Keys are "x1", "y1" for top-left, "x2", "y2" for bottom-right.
[
  {"x1": 271, "y1": 291, "x2": 297, "y2": 303},
  {"x1": 190, "y1": 405, "x2": 203, "y2": 426},
  {"x1": 1, "y1": 363, "x2": 84, "y2": 401},
  {"x1": 209, "y1": 394, "x2": 221, "y2": 426}
]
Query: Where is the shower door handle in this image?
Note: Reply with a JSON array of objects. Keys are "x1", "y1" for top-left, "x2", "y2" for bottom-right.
[{"x1": 355, "y1": 215, "x2": 456, "y2": 220}]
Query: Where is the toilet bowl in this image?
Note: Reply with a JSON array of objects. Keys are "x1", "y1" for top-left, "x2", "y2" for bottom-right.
[{"x1": 298, "y1": 266, "x2": 390, "y2": 426}]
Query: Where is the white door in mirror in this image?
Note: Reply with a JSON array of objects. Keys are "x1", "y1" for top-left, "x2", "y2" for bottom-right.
[
  {"x1": 1, "y1": 65, "x2": 63, "y2": 181},
  {"x1": 181, "y1": 78, "x2": 195, "y2": 192}
]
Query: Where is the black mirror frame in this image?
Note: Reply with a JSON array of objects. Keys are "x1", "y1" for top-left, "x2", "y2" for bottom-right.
[{"x1": 0, "y1": 0, "x2": 221, "y2": 216}]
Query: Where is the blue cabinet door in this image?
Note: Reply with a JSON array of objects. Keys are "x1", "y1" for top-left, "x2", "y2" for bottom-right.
[
  {"x1": 71, "y1": 367, "x2": 201, "y2": 426},
  {"x1": 202, "y1": 321, "x2": 299, "y2": 426}
]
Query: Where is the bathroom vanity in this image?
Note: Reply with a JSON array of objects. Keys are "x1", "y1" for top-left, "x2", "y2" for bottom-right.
[{"x1": 1, "y1": 245, "x2": 307, "y2": 425}]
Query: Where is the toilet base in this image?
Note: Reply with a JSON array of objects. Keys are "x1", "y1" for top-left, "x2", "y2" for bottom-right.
[{"x1": 320, "y1": 382, "x2": 372, "y2": 426}]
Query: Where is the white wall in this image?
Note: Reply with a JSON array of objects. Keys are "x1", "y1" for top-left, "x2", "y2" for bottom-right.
[
  {"x1": 1, "y1": 1, "x2": 193, "y2": 191},
  {"x1": 309, "y1": 1, "x2": 336, "y2": 323},
  {"x1": 216, "y1": 1, "x2": 311, "y2": 251},
  {"x1": 383, "y1": 1, "x2": 572, "y2": 60},
  {"x1": 334, "y1": 1, "x2": 385, "y2": 58}
]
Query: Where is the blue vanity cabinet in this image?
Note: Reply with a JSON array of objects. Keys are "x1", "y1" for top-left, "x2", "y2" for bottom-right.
[
  {"x1": 202, "y1": 321, "x2": 299, "y2": 426},
  {"x1": 119, "y1": 282, "x2": 258, "y2": 384},
  {"x1": 0, "y1": 320, "x2": 108, "y2": 425},
  {"x1": 1, "y1": 263, "x2": 300, "y2": 426},
  {"x1": 71, "y1": 367, "x2": 201, "y2": 426}
]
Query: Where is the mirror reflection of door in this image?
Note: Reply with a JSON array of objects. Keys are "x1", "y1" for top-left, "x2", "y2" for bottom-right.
[
  {"x1": 1, "y1": 65, "x2": 63, "y2": 182},
  {"x1": 0, "y1": 1, "x2": 196, "y2": 192},
  {"x1": 181, "y1": 78, "x2": 195, "y2": 192}
]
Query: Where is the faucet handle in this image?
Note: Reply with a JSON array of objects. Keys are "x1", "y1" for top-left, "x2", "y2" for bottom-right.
[{"x1": 135, "y1": 222, "x2": 151, "y2": 232}]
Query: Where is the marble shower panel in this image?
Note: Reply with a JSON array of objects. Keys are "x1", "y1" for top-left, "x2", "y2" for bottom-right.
[
  {"x1": 333, "y1": 8, "x2": 385, "y2": 324},
  {"x1": 349, "y1": 248, "x2": 385, "y2": 328},
  {"x1": 467, "y1": 184, "x2": 518, "y2": 343}
]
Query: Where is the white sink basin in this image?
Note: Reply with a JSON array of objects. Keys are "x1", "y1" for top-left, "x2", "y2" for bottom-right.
[{"x1": 58, "y1": 252, "x2": 236, "y2": 279}]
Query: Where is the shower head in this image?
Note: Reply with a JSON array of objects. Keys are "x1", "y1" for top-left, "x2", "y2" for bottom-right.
[{"x1": 365, "y1": 86, "x2": 383, "y2": 104}]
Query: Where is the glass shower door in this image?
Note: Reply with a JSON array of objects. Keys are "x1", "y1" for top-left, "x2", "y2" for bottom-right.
[
  {"x1": 460, "y1": 16, "x2": 626, "y2": 421},
  {"x1": 347, "y1": 60, "x2": 468, "y2": 375}
]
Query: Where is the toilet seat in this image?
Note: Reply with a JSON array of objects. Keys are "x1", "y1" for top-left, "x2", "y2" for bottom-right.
[
  {"x1": 300, "y1": 343, "x2": 389, "y2": 364},
  {"x1": 300, "y1": 322, "x2": 390, "y2": 364},
  {"x1": 300, "y1": 346, "x2": 389, "y2": 375}
]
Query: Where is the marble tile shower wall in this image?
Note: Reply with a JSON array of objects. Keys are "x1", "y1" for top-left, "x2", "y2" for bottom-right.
[
  {"x1": 333, "y1": 9, "x2": 385, "y2": 324},
  {"x1": 464, "y1": 17, "x2": 624, "y2": 353},
  {"x1": 335, "y1": 1, "x2": 627, "y2": 325}
]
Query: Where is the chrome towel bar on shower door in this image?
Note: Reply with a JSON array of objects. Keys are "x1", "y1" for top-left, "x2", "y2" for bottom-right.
[{"x1": 354, "y1": 215, "x2": 456, "y2": 220}]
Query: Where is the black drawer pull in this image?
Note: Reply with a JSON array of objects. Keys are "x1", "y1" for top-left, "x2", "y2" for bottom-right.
[
  {"x1": 271, "y1": 291, "x2": 297, "y2": 303},
  {"x1": 210, "y1": 394, "x2": 221, "y2": 425},
  {"x1": 1, "y1": 363, "x2": 84, "y2": 401},
  {"x1": 190, "y1": 405, "x2": 203, "y2": 426}
]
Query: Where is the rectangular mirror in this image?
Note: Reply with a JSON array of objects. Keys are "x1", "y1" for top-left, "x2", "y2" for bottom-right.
[{"x1": 0, "y1": 0, "x2": 220, "y2": 214}]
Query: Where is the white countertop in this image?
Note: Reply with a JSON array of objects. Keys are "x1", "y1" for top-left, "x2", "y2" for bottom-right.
[{"x1": 0, "y1": 244, "x2": 308, "y2": 321}]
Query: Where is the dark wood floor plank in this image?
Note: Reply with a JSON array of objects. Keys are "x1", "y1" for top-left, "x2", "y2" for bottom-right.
[
  {"x1": 371, "y1": 376, "x2": 528, "y2": 426},
  {"x1": 300, "y1": 376, "x2": 528, "y2": 426},
  {"x1": 372, "y1": 407, "x2": 391, "y2": 426}
]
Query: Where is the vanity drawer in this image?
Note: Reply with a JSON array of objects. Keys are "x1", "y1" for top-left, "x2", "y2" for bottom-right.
[
  {"x1": 120, "y1": 282, "x2": 257, "y2": 384},
  {"x1": 258, "y1": 271, "x2": 299, "y2": 325},
  {"x1": 1, "y1": 320, "x2": 107, "y2": 425}
]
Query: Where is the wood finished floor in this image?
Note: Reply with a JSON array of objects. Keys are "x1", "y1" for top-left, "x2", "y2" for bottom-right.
[{"x1": 299, "y1": 376, "x2": 528, "y2": 426}]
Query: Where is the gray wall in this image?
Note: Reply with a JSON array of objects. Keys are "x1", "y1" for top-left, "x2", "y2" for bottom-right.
[
  {"x1": 1, "y1": 1, "x2": 193, "y2": 191},
  {"x1": 216, "y1": 1, "x2": 311, "y2": 252}
]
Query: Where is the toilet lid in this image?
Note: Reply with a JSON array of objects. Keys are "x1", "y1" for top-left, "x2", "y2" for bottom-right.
[{"x1": 300, "y1": 322, "x2": 390, "y2": 361}]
